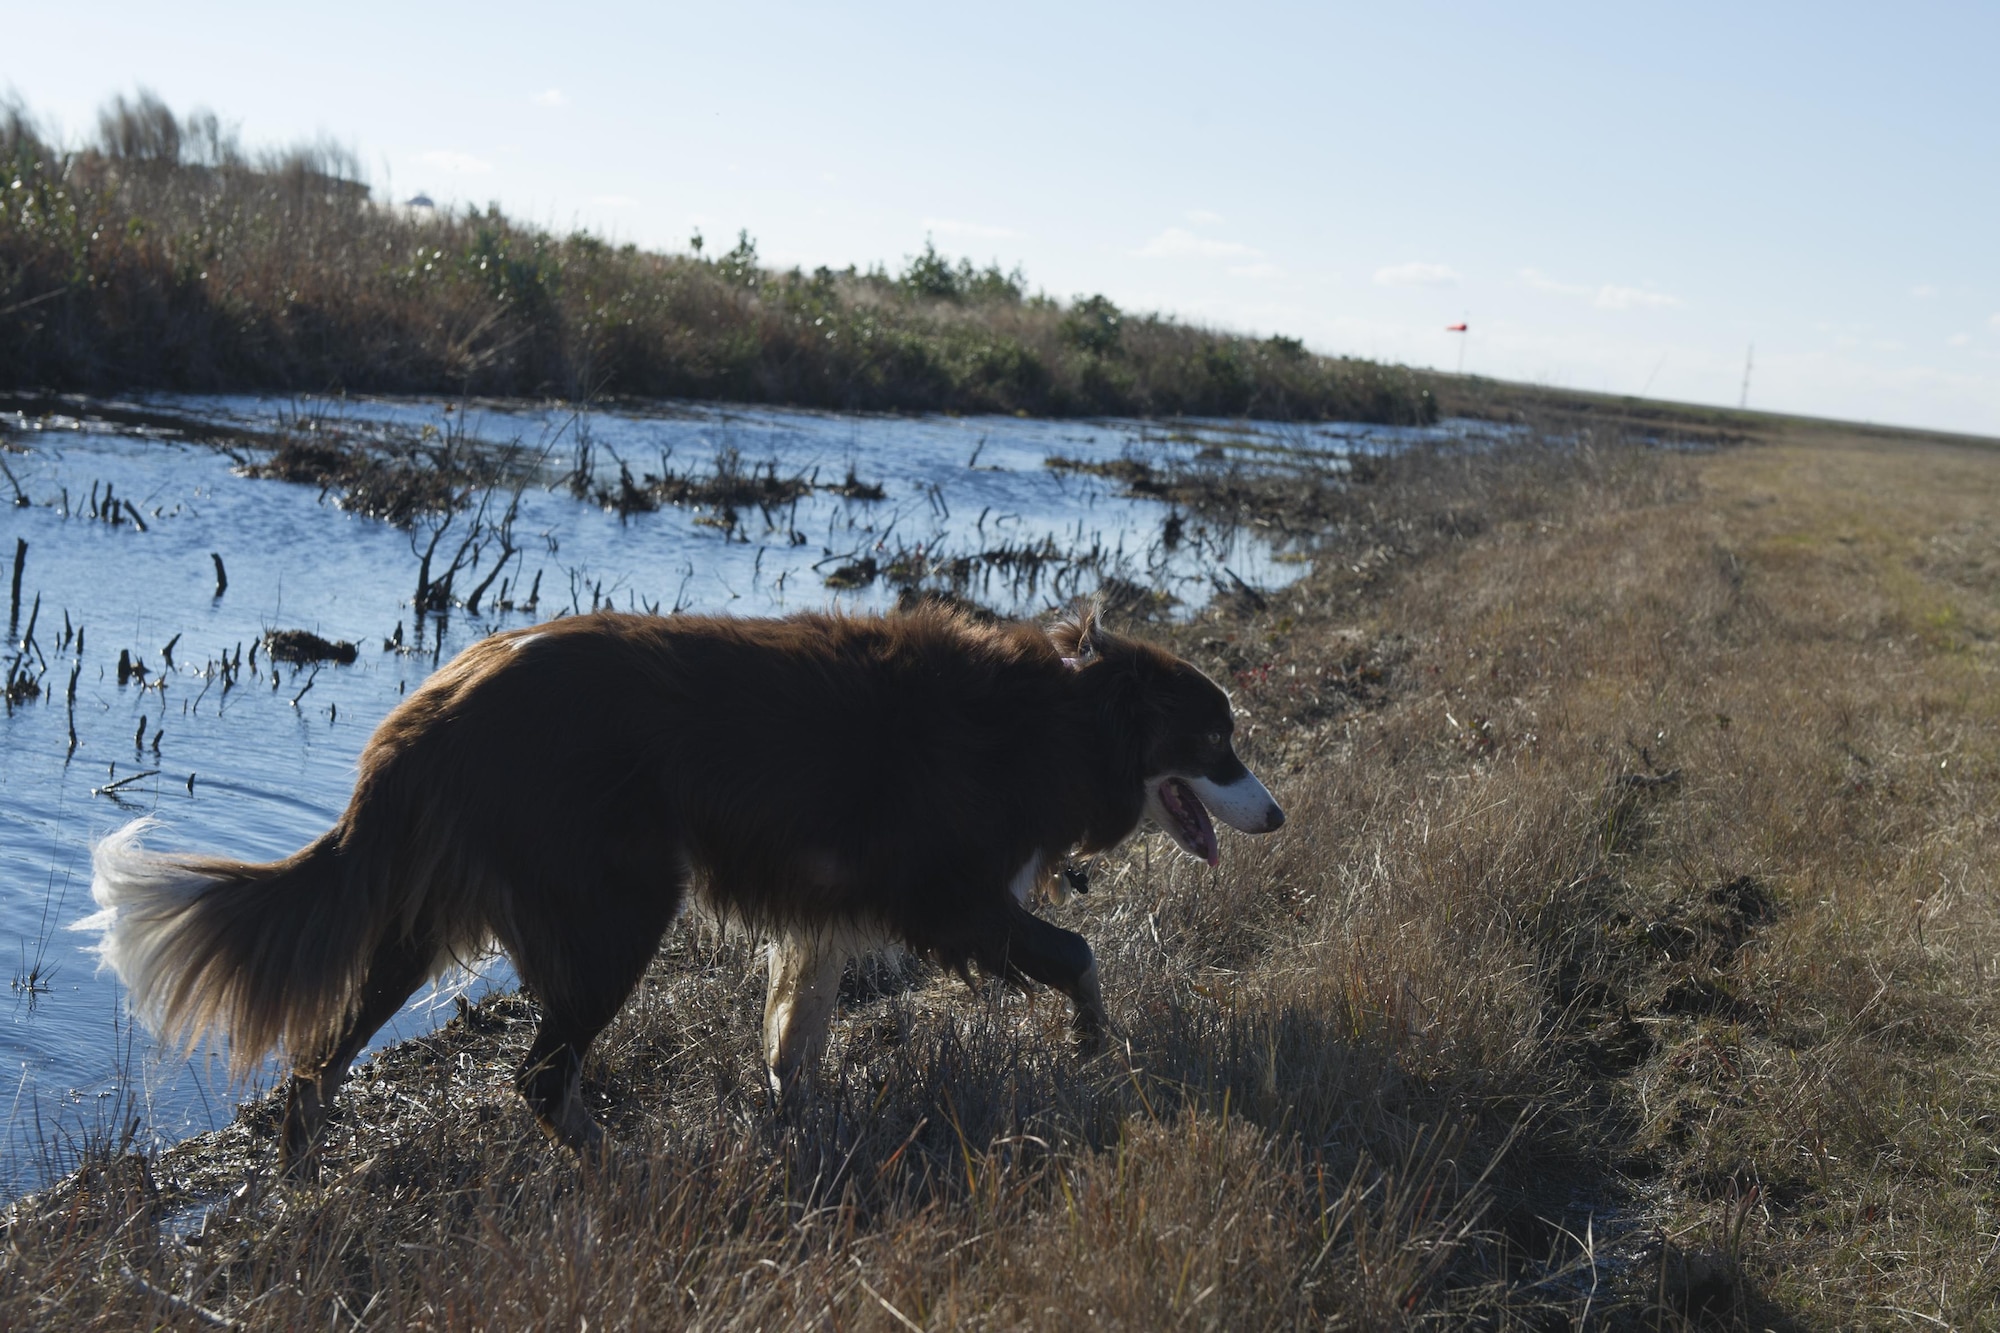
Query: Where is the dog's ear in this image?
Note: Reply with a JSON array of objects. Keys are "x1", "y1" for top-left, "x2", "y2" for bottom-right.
[{"x1": 1050, "y1": 597, "x2": 1111, "y2": 665}]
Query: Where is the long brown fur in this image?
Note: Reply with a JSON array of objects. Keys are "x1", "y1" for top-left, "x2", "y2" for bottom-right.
[{"x1": 81, "y1": 602, "x2": 1281, "y2": 1162}]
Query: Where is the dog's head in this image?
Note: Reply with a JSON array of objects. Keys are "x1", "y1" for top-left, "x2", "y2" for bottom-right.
[{"x1": 1053, "y1": 603, "x2": 1285, "y2": 866}]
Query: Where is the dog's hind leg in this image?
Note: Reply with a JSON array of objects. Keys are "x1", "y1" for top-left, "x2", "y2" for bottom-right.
[
  {"x1": 517, "y1": 1010, "x2": 615, "y2": 1154},
  {"x1": 763, "y1": 931, "x2": 847, "y2": 1105},
  {"x1": 510, "y1": 855, "x2": 684, "y2": 1154},
  {"x1": 993, "y1": 906, "x2": 1109, "y2": 1055},
  {"x1": 281, "y1": 931, "x2": 436, "y2": 1175}
]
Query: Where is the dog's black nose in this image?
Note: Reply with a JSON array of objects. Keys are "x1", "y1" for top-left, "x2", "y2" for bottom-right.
[{"x1": 1264, "y1": 804, "x2": 1286, "y2": 832}]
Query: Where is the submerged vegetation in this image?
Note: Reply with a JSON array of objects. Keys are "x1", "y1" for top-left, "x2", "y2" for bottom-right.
[{"x1": 0, "y1": 92, "x2": 1433, "y2": 423}]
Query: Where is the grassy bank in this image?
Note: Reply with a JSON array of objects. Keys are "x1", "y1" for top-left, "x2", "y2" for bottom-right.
[
  {"x1": 0, "y1": 94, "x2": 1432, "y2": 423},
  {"x1": 8, "y1": 408, "x2": 1998, "y2": 1327}
]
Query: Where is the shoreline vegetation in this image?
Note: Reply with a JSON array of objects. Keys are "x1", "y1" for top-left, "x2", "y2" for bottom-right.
[{"x1": 1, "y1": 93, "x2": 1433, "y2": 423}]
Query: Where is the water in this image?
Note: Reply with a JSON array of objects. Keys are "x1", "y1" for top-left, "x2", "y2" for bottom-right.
[{"x1": 0, "y1": 393, "x2": 1486, "y2": 1192}]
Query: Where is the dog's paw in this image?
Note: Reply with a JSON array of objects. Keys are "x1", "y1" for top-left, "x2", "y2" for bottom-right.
[{"x1": 1070, "y1": 1007, "x2": 1112, "y2": 1059}]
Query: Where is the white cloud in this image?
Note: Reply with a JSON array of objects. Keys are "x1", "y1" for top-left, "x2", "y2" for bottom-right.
[
  {"x1": 922, "y1": 217, "x2": 1021, "y2": 240},
  {"x1": 1522, "y1": 268, "x2": 1680, "y2": 310},
  {"x1": 1947, "y1": 333, "x2": 1972, "y2": 347},
  {"x1": 590, "y1": 194, "x2": 638, "y2": 208},
  {"x1": 1910, "y1": 284, "x2": 1938, "y2": 298},
  {"x1": 1137, "y1": 227, "x2": 1259, "y2": 259},
  {"x1": 1521, "y1": 268, "x2": 1590, "y2": 298},
  {"x1": 533, "y1": 88, "x2": 566, "y2": 107},
  {"x1": 1186, "y1": 208, "x2": 1224, "y2": 225},
  {"x1": 1990, "y1": 313, "x2": 2000, "y2": 329},
  {"x1": 1227, "y1": 262, "x2": 1281, "y2": 279},
  {"x1": 1595, "y1": 284, "x2": 1682, "y2": 310},
  {"x1": 418, "y1": 150, "x2": 493, "y2": 175},
  {"x1": 1375, "y1": 261, "x2": 1460, "y2": 287}
]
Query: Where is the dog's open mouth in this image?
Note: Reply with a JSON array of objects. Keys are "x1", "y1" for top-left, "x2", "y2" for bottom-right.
[{"x1": 1153, "y1": 778, "x2": 1219, "y2": 866}]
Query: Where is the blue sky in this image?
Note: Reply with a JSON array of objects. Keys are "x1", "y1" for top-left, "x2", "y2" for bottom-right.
[{"x1": 8, "y1": 1, "x2": 1998, "y2": 433}]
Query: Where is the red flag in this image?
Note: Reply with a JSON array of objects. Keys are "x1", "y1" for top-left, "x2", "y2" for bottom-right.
[{"x1": 1446, "y1": 322, "x2": 1468, "y2": 332}]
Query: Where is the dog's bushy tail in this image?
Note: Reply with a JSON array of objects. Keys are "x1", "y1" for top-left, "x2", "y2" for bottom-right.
[{"x1": 73, "y1": 818, "x2": 380, "y2": 1079}]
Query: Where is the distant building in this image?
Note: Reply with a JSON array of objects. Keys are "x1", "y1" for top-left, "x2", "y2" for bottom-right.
[{"x1": 393, "y1": 192, "x2": 441, "y2": 223}]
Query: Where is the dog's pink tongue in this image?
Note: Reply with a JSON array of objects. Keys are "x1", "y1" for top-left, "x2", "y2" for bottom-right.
[{"x1": 1169, "y1": 779, "x2": 1220, "y2": 867}]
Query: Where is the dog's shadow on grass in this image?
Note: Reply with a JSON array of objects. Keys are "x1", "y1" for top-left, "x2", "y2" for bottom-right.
[
  {"x1": 97, "y1": 957, "x2": 1810, "y2": 1330},
  {"x1": 573, "y1": 967, "x2": 1809, "y2": 1328},
  {"x1": 225, "y1": 917, "x2": 1808, "y2": 1332}
]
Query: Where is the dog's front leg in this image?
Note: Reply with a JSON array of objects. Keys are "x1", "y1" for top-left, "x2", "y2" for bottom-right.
[
  {"x1": 1001, "y1": 907, "x2": 1109, "y2": 1055},
  {"x1": 763, "y1": 932, "x2": 847, "y2": 1104}
]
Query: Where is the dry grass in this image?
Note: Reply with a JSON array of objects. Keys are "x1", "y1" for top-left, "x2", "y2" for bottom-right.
[{"x1": 7, "y1": 413, "x2": 2000, "y2": 1329}]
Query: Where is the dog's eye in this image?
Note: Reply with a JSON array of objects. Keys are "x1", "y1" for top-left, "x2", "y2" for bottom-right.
[{"x1": 1205, "y1": 730, "x2": 1226, "y2": 749}]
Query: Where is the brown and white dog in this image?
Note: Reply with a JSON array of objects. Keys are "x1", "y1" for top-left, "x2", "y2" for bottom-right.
[{"x1": 77, "y1": 602, "x2": 1283, "y2": 1165}]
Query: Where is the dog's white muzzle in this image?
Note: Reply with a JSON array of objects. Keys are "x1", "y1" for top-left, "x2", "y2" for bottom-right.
[{"x1": 1187, "y1": 772, "x2": 1285, "y2": 833}]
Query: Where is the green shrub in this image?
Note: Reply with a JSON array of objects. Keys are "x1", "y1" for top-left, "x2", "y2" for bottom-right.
[{"x1": 1060, "y1": 294, "x2": 1123, "y2": 356}]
